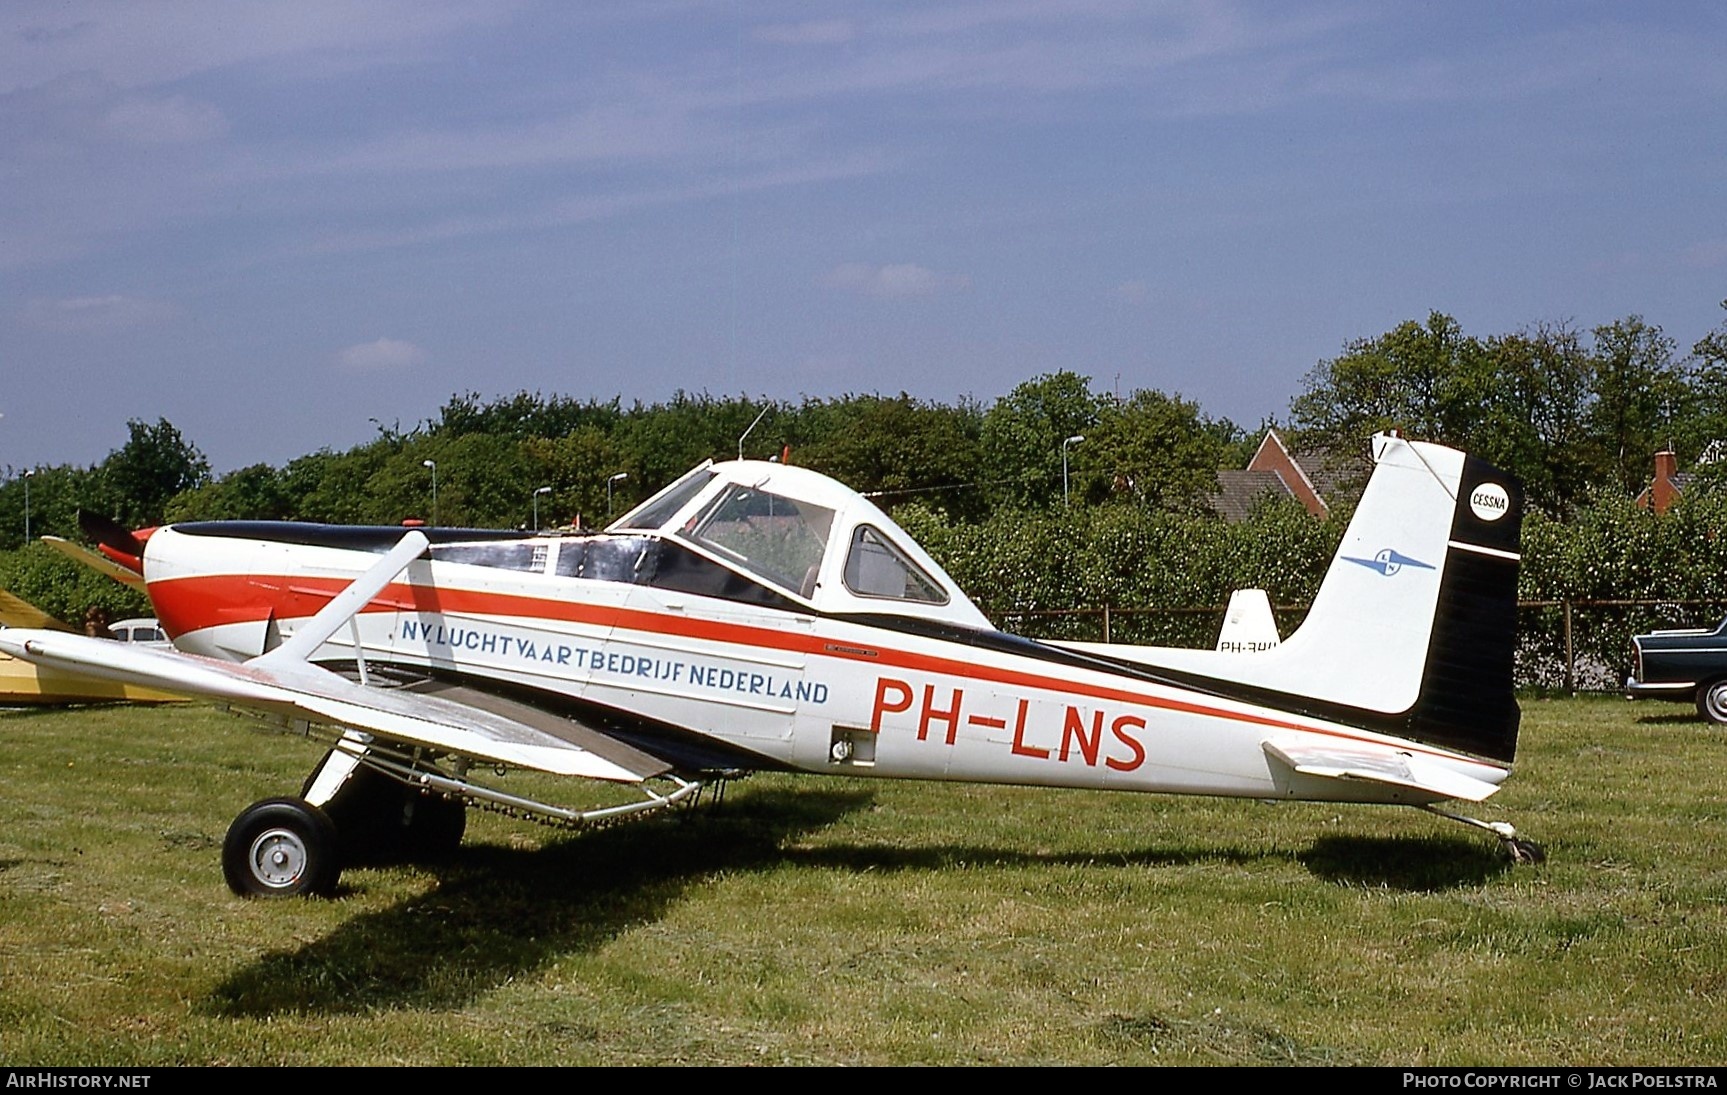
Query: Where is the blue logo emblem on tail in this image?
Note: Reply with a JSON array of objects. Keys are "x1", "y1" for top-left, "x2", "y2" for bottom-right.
[{"x1": 1343, "y1": 548, "x2": 1436, "y2": 577}]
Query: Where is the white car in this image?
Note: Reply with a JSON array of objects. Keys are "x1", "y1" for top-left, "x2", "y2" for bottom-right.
[{"x1": 107, "y1": 618, "x2": 171, "y2": 647}]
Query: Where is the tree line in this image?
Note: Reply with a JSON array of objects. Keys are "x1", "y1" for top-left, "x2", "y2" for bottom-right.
[
  {"x1": 0, "y1": 379, "x2": 1253, "y2": 543},
  {"x1": 3, "y1": 304, "x2": 1726, "y2": 673}
]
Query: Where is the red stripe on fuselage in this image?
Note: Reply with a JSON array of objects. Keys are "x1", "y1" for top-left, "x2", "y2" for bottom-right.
[{"x1": 146, "y1": 571, "x2": 1484, "y2": 768}]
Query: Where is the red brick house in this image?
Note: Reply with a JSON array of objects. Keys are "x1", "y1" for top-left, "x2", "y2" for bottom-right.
[{"x1": 1210, "y1": 429, "x2": 1366, "y2": 522}]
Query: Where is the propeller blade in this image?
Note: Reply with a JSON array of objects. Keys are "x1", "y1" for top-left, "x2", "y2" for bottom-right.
[
  {"x1": 42, "y1": 536, "x2": 147, "y2": 590},
  {"x1": 77, "y1": 510, "x2": 146, "y2": 559}
]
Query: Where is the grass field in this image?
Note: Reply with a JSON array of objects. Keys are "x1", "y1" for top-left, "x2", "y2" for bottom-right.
[{"x1": 2, "y1": 695, "x2": 1725, "y2": 1066}]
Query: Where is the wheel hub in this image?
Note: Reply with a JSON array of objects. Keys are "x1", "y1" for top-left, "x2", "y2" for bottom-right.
[{"x1": 248, "y1": 827, "x2": 307, "y2": 888}]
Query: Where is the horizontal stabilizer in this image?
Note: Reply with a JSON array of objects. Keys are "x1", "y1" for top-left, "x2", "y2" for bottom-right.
[
  {"x1": 0, "y1": 628, "x2": 646, "y2": 782},
  {"x1": 1216, "y1": 588, "x2": 1280, "y2": 653},
  {"x1": 1263, "y1": 739, "x2": 1501, "y2": 802}
]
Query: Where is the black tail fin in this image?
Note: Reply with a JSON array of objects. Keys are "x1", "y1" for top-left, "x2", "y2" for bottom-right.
[{"x1": 1399, "y1": 453, "x2": 1523, "y2": 762}]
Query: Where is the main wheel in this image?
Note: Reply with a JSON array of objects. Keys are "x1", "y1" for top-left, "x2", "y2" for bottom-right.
[
  {"x1": 223, "y1": 798, "x2": 342, "y2": 898},
  {"x1": 1695, "y1": 680, "x2": 1727, "y2": 724}
]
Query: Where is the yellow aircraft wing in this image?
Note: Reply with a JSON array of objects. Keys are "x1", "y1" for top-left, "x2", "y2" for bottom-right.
[{"x1": 0, "y1": 588, "x2": 73, "y2": 631}]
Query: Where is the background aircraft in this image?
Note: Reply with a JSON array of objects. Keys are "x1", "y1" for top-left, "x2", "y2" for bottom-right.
[{"x1": 0, "y1": 589, "x2": 181, "y2": 705}]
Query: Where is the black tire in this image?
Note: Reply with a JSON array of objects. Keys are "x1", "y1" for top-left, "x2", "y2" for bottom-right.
[
  {"x1": 1697, "y1": 680, "x2": 1727, "y2": 724},
  {"x1": 222, "y1": 798, "x2": 342, "y2": 898}
]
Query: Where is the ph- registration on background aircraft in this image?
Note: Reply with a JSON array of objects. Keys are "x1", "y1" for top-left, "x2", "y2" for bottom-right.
[{"x1": 0, "y1": 432, "x2": 1537, "y2": 897}]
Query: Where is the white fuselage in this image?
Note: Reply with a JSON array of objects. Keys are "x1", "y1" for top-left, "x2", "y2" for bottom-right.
[{"x1": 143, "y1": 524, "x2": 1508, "y2": 805}]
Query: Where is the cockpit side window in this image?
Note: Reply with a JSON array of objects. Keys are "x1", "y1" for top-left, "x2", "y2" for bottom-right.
[
  {"x1": 431, "y1": 541, "x2": 547, "y2": 572},
  {"x1": 843, "y1": 525, "x2": 949, "y2": 604},
  {"x1": 682, "y1": 486, "x2": 834, "y2": 596}
]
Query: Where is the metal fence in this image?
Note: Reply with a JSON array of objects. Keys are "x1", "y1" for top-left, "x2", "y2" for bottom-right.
[{"x1": 986, "y1": 599, "x2": 1727, "y2": 695}]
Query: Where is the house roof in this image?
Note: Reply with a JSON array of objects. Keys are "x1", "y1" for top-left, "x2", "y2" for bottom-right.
[
  {"x1": 1209, "y1": 470, "x2": 1292, "y2": 522},
  {"x1": 1209, "y1": 428, "x2": 1369, "y2": 522}
]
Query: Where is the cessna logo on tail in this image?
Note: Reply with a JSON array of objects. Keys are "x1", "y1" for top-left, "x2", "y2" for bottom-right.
[
  {"x1": 1344, "y1": 548, "x2": 1436, "y2": 577},
  {"x1": 1470, "y1": 482, "x2": 1511, "y2": 521}
]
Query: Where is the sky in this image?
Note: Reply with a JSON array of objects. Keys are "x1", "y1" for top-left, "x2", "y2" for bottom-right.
[{"x1": 2, "y1": 1, "x2": 1724, "y2": 476}]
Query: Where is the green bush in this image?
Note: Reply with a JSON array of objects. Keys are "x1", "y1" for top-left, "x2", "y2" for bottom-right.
[{"x1": 0, "y1": 544, "x2": 150, "y2": 631}]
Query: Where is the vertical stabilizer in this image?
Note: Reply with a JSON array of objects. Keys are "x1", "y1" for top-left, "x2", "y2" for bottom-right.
[
  {"x1": 1216, "y1": 589, "x2": 1280, "y2": 653},
  {"x1": 1244, "y1": 433, "x2": 1523, "y2": 761},
  {"x1": 1094, "y1": 434, "x2": 1524, "y2": 763}
]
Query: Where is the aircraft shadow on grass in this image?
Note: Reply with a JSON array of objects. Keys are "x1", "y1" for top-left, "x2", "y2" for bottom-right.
[
  {"x1": 200, "y1": 786, "x2": 873, "y2": 1017},
  {"x1": 201, "y1": 790, "x2": 1504, "y2": 1018}
]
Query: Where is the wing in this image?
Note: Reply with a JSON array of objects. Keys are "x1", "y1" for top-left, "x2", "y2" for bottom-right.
[
  {"x1": 0, "y1": 627, "x2": 664, "y2": 782},
  {"x1": 0, "y1": 589, "x2": 73, "y2": 631},
  {"x1": 0, "y1": 529, "x2": 669, "y2": 784}
]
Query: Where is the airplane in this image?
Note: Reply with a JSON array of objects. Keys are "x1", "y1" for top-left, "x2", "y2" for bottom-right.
[
  {"x1": 0, "y1": 431, "x2": 1538, "y2": 898},
  {"x1": 0, "y1": 588, "x2": 182, "y2": 706},
  {"x1": 1214, "y1": 588, "x2": 1281, "y2": 653}
]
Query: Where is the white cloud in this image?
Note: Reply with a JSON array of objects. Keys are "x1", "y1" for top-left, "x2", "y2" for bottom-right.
[
  {"x1": 335, "y1": 337, "x2": 427, "y2": 369},
  {"x1": 822, "y1": 262, "x2": 970, "y2": 298},
  {"x1": 19, "y1": 294, "x2": 174, "y2": 331}
]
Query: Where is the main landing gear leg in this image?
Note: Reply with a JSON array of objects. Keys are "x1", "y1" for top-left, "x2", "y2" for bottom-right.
[
  {"x1": 302, "y1": 746, "x2": 468, "y2": 866},
  {"x1": 1421, "y1": 805, "x2": 1546, "y2": 865}
]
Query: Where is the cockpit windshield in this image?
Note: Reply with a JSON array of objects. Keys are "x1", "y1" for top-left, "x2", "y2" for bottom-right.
[
  {"x1": 609, "y1": 463, "x2": 715, "y2": 532},
  {"x1": 682, "y1": 485, "x2": 835, "y2": 598},
  {"x1": 600, "y1": 458, "x2": 991, "y2": 628}
]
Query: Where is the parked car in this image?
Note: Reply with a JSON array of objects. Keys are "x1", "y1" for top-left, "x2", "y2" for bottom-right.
[
  {"x1": 106, "y1": 618, "x2": 171, "y2": 648},
  {"x1": 1626, "y1": 618, "x2": 1727, "y2": 722}
]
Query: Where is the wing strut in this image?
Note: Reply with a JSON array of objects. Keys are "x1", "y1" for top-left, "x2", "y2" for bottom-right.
[{"x1": 255, "y1": 530, "x2": 428, "y2": 667}]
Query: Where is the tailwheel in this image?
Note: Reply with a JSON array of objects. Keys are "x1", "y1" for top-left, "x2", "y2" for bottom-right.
[
  {"x1": 1506, "y1": 837, "x2": 1546, "y2": 865},
  {"x1": 1421, "y1": 805, "x2": 1544, "y2": 865},
  {"x1": 223, "y1": 797, "x2": 343, "y2": 898}
]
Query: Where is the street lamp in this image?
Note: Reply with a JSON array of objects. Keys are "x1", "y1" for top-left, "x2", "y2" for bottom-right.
[
  {"x1": 533, "y1": 485, "x2": 551, "y2": 531},
  {"x1": 23, "y1": 470, "x2": 33, "y2": 545},
  {"x1": 422, "y1": 460, "x2": 437, "y2": 526},
  {"x1": 1062, "y1": 435, "x2": 1085, "y2": 506},
  {"x1": 607, "y1": 472, "x2": 629, "y2": 517}
]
